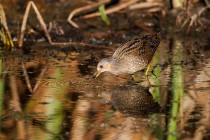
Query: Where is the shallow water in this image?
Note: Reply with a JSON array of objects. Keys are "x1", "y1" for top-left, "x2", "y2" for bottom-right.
[
  {"x1": 0, "y1": 36, "x2": 210, "y2": 140},
  {"x1": 1, "y1": 1, "x2": 210, "y2": 140}
]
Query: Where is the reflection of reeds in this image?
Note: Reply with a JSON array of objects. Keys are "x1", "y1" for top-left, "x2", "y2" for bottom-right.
[
  {"x1": 25, "y1": 67, "x2": 65, "y2": 139},
  {"x1": 9, "y1": 76, "x2": 26, "y2": 139},
  {"x1": 21, "y1": 62, "x2": 33, "y2": 93},
  {"x1": 182, "y1": 55, "x2": 210, "y2": 139},
  {"x1": 149, "y1": 40, "x2": 174, "y2": 140},
  {"x1": 152, "y1": 49, "x2": 161, "y2": 103},
  {"x1": 70, "y1": 99, "x2": 91, "y2": 140},
  {"x1": 0, "y1": 55, "x2": 4, "y2": 130},
  {"x1": 167, "y1": 41, "x2": 184, "y2": 140},
  {"x1": 45, "y1": 68, "x2": 67, "y2": 139}
]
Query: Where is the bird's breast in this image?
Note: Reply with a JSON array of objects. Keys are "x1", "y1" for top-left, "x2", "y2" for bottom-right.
[{"x1": 117, "y1": 57, "x2": 148, "y2": 74}]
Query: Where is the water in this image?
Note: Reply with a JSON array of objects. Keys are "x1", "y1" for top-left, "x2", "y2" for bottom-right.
[
  {"x1": 0, "y1": 1, "x2": 210, "y2": 140},
  {"x1": 0, "y1": 36, "x2": 209, "y2": 140}
]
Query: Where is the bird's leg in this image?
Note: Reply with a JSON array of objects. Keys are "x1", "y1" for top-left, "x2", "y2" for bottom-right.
[
  {"x1": 145, "y1": 63, "x2": 151, "y2": 84},
  {"x1": 145, "y1": 63, "x2": 151, "y2": 76}
]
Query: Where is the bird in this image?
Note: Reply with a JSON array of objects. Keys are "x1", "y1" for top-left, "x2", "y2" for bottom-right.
[
  {"x1": 111, "y1": 84, "x2": 161, "y2": 116},
  {"x1": 94, "y1": 31, "x2": 161, "y2": 78},
  {"x1": 98, "y1": 84, "x2": 161, "y2": 117}
]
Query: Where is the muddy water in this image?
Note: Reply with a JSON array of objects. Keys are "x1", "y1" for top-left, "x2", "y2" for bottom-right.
[
  {"x1": 1, "y1": 1, "x2": 210, "y2": 140},
  {"x1": 0, "y1": 35, "x2": 210, "y2": 140}
]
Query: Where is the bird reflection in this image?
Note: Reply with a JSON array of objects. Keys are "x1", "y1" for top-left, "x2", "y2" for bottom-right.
[{"x1": 99, "y1": 84, "x2": 161, "y2": 117}]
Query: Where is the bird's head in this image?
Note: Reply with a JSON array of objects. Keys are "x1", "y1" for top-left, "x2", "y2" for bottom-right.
[{"x1": 94, "y1": 58, "x2": 117, "y2": 78}]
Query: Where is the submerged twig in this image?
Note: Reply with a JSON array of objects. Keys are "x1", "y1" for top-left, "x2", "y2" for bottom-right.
[
  {"x1": 21, "y1": 62, "x2": 33, "y2": 93},
  {"x1": 51, "y1": 42, "x2": 112, "y2": 50},
  {"x1": 33, "y1": 65, "x2": 47, "y2": 93}
]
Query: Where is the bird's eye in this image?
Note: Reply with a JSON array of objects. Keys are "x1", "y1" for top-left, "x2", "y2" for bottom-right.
[{"x1": 100, "y1": 65, "x2": 103, "y2": 69}]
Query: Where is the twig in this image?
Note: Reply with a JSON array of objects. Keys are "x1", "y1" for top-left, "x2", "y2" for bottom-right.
[
  {"x1": 17, "y1": 1, "x2": 111, "y2": 49},
  {"x1": 129, "y1": 2, "x2": 163, "y2": 10},
  {"x1": 0, "y1": 4, "x2": 9, "y2": 32},
  {"x1": 67, "y1": 0, "x2": 110, "y2": 28},
  {"x1": 18, "y1": 1, "x2": 52, "y2": 47},
  {"x1": 204, "y1": 0, "x2": 210, "y2": 8},
  {"x1": 21, "y1": 62, "x2": 33, "y2": 93},
  {"x1": 51, "y1": 42, "x2": 112, "y2": 50},
  {"x1": 0, "y1": 4, "x2": 14, "y2": 47},
  {"x1": 83, "y1": 0, "x2": 138, "y2": 19},
  {"x1": 33, "y1": 65, "x2": 47, "y2": 93},
  {"x1": 147, "y1": 7, "x2": 163, "y2": 13}
]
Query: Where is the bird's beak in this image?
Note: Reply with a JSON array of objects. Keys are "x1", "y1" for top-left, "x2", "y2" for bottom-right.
[{"x1": 94, "y1": 70, "x2": 101, "y2": 78}]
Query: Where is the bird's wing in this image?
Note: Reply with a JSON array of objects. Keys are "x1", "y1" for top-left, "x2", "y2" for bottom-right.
[
  {"x1": 113, "y1": 32, "x2": 161, "y2": 62},
  {"x1": 112, "y1": 38, "x2": 142, "y2": 58},
  {"x1": 137, "y1": 33, "x2": 161, "y2": 62}
]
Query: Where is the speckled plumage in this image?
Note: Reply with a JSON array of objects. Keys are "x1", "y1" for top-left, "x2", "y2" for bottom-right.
[
  {"x1": 111, "y1": 84, "x2": 160, "y2": 116},
  {"x1": 95, "y1": 32, "x2": 161, "y2": 77}
]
